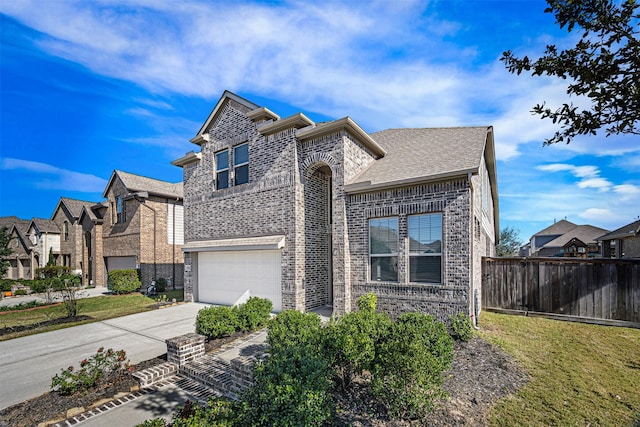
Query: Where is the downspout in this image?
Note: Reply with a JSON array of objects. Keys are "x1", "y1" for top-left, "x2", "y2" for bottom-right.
[{"x1": 468, "y1": 172, "x2": 480, "y2": 329}]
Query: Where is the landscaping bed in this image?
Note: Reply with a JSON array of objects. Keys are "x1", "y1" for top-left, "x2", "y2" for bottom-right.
[{"x1": 0, "y1": 333, "x2": 527, "y2": 427}]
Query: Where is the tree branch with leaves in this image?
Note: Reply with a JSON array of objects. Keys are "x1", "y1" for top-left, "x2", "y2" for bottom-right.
[{"x1": 501, "y1": 0, "x2": 639, "y2": 145}]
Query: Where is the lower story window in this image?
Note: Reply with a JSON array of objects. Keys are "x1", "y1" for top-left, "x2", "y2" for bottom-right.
[
  {"x1": 408, "y1": 213, "x2": 442, "y2": 283},
  {"x1": 370, "y1": 217, "x2": 399, "y2": 281}
]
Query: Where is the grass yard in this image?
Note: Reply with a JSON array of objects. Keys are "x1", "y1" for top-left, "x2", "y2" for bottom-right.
[
  {"x1": 480, "y1": 311, "x2": 640, "y2": 427},
  {"x1": 0, "y1": 288, "x2": 184, "y2": 341}
]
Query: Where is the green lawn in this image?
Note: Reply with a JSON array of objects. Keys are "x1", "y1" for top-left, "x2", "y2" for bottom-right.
[
  {"x1": 0, "y1": 288, "x2": 185, "y2": 341},
  {"x1": 480, "y1": 311, "x2": 640, "y2": 427}
]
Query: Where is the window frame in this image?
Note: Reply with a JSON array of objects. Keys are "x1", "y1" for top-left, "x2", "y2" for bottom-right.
[
  {"x1": 215, "y1": 149, "x2": 230, "y2": 190},
  {"x1": 369, "y1": 216, "x2": 399, "y2": 282},
  {"x1": 408, "y1": 213, "x2": 443, "y2": 284},
  {"x1": 63, "y1": 221, "x2": 69, "y2": 241},
  {"x1": 116, "y1": 197, "x2": 126, "y2": 223},
  {"x1": 233, "y1": 143, "x2": 249, "y2": 186}
]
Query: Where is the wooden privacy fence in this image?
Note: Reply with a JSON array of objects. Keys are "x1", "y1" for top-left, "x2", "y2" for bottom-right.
[{"x1": 482, "y1": 257, "x2": 640, "y2": 326}]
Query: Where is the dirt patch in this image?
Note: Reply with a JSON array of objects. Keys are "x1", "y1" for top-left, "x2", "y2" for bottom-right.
[
  {"x1": 331, "y1": 337, "x2": 529, "y2": 426},
  {"x1": 0, "y1": 315, "x2": 93, "y2": 337},
  {"x1": 0, "y1": 335, "x2": 528, "y2": 427}
]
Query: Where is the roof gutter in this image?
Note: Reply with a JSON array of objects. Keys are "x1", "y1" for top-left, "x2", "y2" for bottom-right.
[{"x1": 344, "y1": 169, "x2": 476, "y2": 194}]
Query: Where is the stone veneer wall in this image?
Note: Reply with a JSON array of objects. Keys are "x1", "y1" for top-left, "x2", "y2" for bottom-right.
[{"x1": 346, "y1": 179, "x2": 472, "y2": 321}]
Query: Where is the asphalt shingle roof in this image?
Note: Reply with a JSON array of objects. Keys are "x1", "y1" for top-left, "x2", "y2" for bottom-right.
[
  {"x1": 347, "y1": 127, "x2": 490, "y2": 189},
  {"x1": 115, "y1": 170, "x2": 183, "y2": 198},
  {"x1": 533, "y1": 219, "x2": 578, "y2": 237},
  {"x1": 59, "y1": 197, "x2": 98, "y2": 219},
  {"x1": 597, "y1": 219, "x2": 640, "y2": 240},
  {"x1": 31, "y1": 218, "x2": 60, "y2": 233},
  {"x1": 542, "y1": 224, "x2": 610, "y2": 248}
]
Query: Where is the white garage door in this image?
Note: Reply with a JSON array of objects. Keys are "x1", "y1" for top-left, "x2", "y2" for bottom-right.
[
  {"x1": 106, "y1": 256, "x2": 137, "y2": 271},
  {"x1": 198, "y1": 250, "x2": 282, "y2": 312}
]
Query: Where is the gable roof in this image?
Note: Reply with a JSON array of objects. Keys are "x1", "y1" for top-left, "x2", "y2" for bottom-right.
[
  {"x1": 532, "y1": 219, "x2": 578, "y2": 238},
  {"x1": 190, "y1": 90, "x2": 260, "y2": 145},
  {"x1": 541, "y1": 224, "x2": 610, "y2": 248},
  {"x1": 0, "y1": 216, "x2": 26, "y2": 230},
  {"x1": 103, "y1": 170, "x2": 183, "y2": 199},
  {"x1": 345, "y1": 127, "x2": 493, "y2": 192},
  {"x1": 597, "y1": 219, "x2": 640, "y2": 241},
  {"x1": 52, "y1": 197, "x2": 98, "y2": 221},
  {"x1": 30, "y1": 218, "x2": 60, "y2": 234}
]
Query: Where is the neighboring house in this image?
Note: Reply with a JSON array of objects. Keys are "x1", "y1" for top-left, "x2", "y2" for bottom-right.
[
  {"x1": 51, "y1": 197, "x2": 98, "y2": 276},
  {"x1": 0, "y1": 216, "x2": 35, "y2": 280},
  {"x1": 598, "y1": 219, "x2": 640, "y2": 259},
  {"x1": 100, "y1": 170, "x2": 185, "y2": 288},
  {"x1": 173, "y1": 91, "x2": 499, "y2": 320},
  {"x1": 26, "y1": 218, "x2": 61, "y2": 268},
  {"x1": 526, "y1": 219, "x2": 608, "y2": 257}
]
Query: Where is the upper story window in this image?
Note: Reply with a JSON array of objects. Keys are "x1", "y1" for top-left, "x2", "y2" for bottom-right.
[
  {"x1": 369, "y1": 217, "x2": 399, "y2": 282},
  {"x1": 215, "y1": 149, "x2": 229, "y2": 190},
  {"x1": 408, "y1": 213, "x2": 442, "y2": 283},
  {"x1": 234, "y1": 143, "x2": 249, "y2": 185},
  {"x1": 63, "y1": 221, "x2": 69, "y2": 241},
  {"x1": 116, "y1": 197, "x2": 126, "y2": 223}
]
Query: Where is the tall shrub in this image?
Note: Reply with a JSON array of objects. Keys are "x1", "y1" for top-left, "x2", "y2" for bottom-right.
[
  {"x1": 107, "y1": 269, "x2": 141, "y2": 294},
  {"x1": 267, "y1": 310, "x2": 322, "y2": 354},
  {"x1": 241, "y1": 347, "x2": 333, "y2": 426},
  {"x1": 237, "y1": 297, "x2": 272, "y2": 332},
  {"x1": 372, "y1": 312, "x2": 453, "y2": 418},
  {"x1": 323, "y1": 295, "x2": 391, "y2": 389},
  {"x1": 195, "y1": 306, "x2": 239, "y2": 339}
]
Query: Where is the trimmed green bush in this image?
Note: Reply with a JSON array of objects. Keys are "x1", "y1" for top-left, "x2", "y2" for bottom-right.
[
  {"x1": 0, "y1": 279, "x2": 15, "y2": 292},
  {"x1": 195, "y1": 305, "x2": 239, "y2": 339},
  {"x1": 356, "y1": 292, "x2": 378, "y2": 312},
  {"x1": 14, "y1": 289, "x2": 28, "y2": 296},
  {"x1": 372, "y1": 312, "x2": 453, "y2": 419},
  {"x1": 155, "y1": 277, "x2": 167, "y2": 293},
  {"x1": 241, "y1": 347, "x2": 334, "y2": 426},
  {"x1": 107, "y1": 269, "x2": 141, "y2": 294},
  {"x1": 449, "y1": 311, "x2": 474, "y2": 342},
  {"x1": 267, "y1": 310, "x2": 322, "y2": 355},
  {"x1": 323, "y1": 301, "x2": 392, "y2": 389},
  {"x1": 237, "y1": 297, "x2": 272, "y2": 332}
]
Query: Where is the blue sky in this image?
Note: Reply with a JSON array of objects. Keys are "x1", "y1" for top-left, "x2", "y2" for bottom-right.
[{"x1": 1, "y1": 0, "x2": 638, "y2": 244}]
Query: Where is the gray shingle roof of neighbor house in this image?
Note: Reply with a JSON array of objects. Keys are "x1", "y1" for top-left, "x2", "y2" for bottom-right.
[
  {"x1": 54, "y1": 197, "x2": 99, "y2": 220},
  {"x1": 597, "y1": 219, "x2": 640, "y2": 241},
  {"x1": 532, "y1": 219, "x2": 577, "y2": 237},
  {"x1": 31, "y1": 218, "x2": 60, "y2": 233},
  {"x1": 0, "y1": 216, "x2": 25, "y2": 230},
  {"x1": 104, "y1": 170, "x2": 183, "y2": 199},
  {"x1": 542, "y1": 224, "x2": 610, "y2": 248},
  {"x1": 345, "y1": 126, "x2": 494, "y2": 192}
]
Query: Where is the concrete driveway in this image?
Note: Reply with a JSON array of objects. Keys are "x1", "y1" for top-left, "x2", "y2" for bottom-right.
[{"x1": 0, "y1": 302, "x2": 209, "y2": 411}]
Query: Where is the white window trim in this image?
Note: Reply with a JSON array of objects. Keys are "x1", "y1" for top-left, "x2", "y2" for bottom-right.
[{"x1": 215, "y1": 149, "x2": 230, "y2": 190}]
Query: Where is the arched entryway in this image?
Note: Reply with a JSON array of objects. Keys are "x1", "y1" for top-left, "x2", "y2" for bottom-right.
[{"x1": 303, "y1": 162, "x2": 334, "y2": 309}]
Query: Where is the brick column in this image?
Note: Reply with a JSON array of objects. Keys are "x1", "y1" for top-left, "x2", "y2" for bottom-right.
[{"x1": 166, "y1": 333, "x2": 205, "y2": 366}]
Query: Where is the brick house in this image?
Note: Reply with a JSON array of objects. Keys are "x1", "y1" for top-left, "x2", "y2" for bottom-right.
[
  {"x1": 525, "y1": 219, "x2": 608, "y2": 257},
  {"x1": 51, "y1": 197, "x2": 98, "y2": 276},
  {"x1": 26, "y1": 218, "x2": 61, "y2": 268},
  {"x1": 1, "y1": 216, "x2": 35, "y2": 280},
  {"x1": 598, "y1": 219, "x2": 640, "y2": 258},
  {"x1": 174, "y1": 91, "x2": 499, "y2": 320},
  {"x1": 96, "y1": 170, "x2": 185, "y2": 288}
]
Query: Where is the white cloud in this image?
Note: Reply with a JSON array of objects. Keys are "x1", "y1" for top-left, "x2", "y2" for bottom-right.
[{"x1": 0, "y1": 158, "x2": 107, "y2": 192}]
